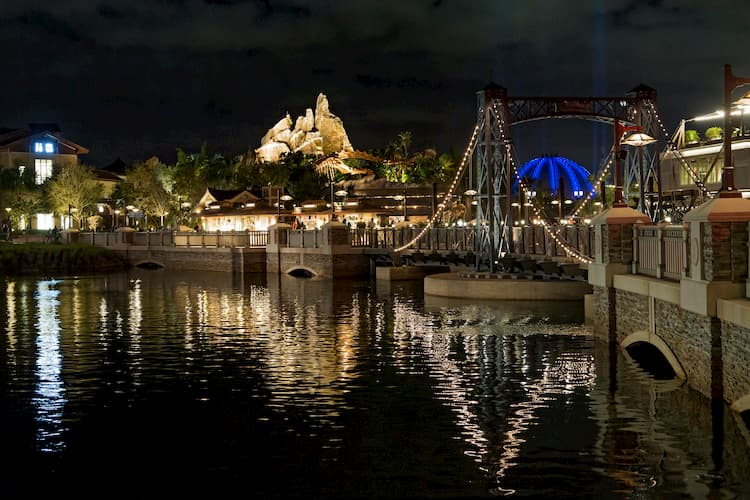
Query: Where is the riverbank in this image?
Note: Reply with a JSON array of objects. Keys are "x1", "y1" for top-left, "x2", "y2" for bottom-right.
[{"x1": 0, "y1": 242, "x2": 128, "y2": 276}]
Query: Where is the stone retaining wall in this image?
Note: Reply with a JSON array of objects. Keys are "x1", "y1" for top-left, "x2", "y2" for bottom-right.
[
  {"x1": 721, "y1": 321, "x2": 750, "y2": 405},
  {"x1": 654, "y1": 298, "x2": 715, "y2": 398},
  {"x1": 115, "y1": 247, "x2": 266, "y2": 273}
]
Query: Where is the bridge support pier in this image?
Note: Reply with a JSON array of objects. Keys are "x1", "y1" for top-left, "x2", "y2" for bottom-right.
[{"x1": 267, "y1": 222, "x2": 371, "y2": 278}]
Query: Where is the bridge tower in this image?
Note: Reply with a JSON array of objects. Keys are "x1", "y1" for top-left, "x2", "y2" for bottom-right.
[
  {"x1": 474, "y1": 83, "x2": 513, "y2": 272},
  {"x1": 622, "y1": 84, "x2": 662, "y2": 220}
]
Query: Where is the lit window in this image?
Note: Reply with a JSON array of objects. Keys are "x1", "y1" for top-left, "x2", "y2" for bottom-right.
[
  {"x1": 35, "y1": 159, "x2": 53, "y2": 184},
  {"x1": 33, "y1": 141, "x2": 55, "y2": 154}
]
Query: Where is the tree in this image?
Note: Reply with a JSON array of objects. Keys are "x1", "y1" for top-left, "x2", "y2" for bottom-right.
[
  {"x1": 47, "y1": 163, "x2": 102, "y2": 229},
  {"x1": 168, "y1": 144, "x2": 233, "y2": 205},
  {"x1": 0, "y1": 164, "x2": 46, "y2": 230},
  {"x1": 122, "y1": 157, "x2": 173, "y2": 227}
]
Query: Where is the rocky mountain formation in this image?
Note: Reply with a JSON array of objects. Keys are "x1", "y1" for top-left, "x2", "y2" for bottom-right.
[{"x1": 255, "y1": 93, "x2": 353, "y2": 163}]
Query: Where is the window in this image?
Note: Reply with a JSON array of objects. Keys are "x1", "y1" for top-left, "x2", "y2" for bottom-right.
[
  {"x1": 679, "y1": 157, "x2": 723, "y2": 186},
  {"x1": 35, "y1": 159, "x2": 53, "y2": 184},
  {"x1": 18, "y1": 165, "x2": 25, "y2": 176},
  {"x1": 33, "y1": 141, "x2": 56, "y2": 154}
]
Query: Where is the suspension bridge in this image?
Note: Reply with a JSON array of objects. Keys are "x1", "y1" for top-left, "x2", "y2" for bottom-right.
[{"x1": 389, "y1": 81, "x2": 722, "y2": 273}]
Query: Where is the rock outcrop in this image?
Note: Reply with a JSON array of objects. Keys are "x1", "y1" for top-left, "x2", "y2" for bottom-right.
[
  {"x1": 315, "y1": 94, "x2": 353, "y2": 155},
  {"x1": 255, "y1": 93, "x2": 353, "y2": 162}
]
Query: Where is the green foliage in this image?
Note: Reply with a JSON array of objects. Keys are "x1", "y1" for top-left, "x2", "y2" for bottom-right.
[
  {"x1": 47, "y1": 163, "x2": 103, "y2": 228},
  {"x1": 685, "y1": 129, "x2": 700, "y2": 144},
  {"x1": 376, "y1": 132, "x2": 457, "y2": 184},
  {"x1": 705, "y1": 126, "x2": 723, "y2": 141},
  {"x1": 121, "y1": 157, "x2": 173, "y2": 225},
  {"x1": 0, "y1": 163, "x2": 46, "y2": 230},
  {"x1": 168, "y1": 143, "x2": 232, "y2": 205}
]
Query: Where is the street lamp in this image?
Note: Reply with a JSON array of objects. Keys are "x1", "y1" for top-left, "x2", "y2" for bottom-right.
[
  {"x1": 277, "y1": 192, "x2": 292, "y2": 222},
  {"x1": 613, "y1": 119, "x2": 656, "y2": 207},
  {"x1": 114, "y1": 209, "x2": 120, "y2": 230},
  {"x1": 464, "y1": 189, "x2": 477, "y2": 223},
  {"x1": 392, "y1": 194, "x2": 406, "y2": 221},
  {"x1": 333, "y1": 189, "x2": 347, "y2": 222}
]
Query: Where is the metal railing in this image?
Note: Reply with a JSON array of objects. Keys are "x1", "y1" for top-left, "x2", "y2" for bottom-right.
[
  {"x1": 632, "y1": 224, "x2": 687, "y2": 280},
  {"x1": 70, "y1": 230, "x2": 268, "y2": 248},
  {"x1": 349, "y1": 227, "x2": 478, "y2": 252},
  {"x1": 513, "y1": 225, "x2": 595, "y2": 259}
]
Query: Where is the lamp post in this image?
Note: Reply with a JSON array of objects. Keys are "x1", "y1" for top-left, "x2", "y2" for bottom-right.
[
  {"x1": 114, "y1": 209, "x2": 120, "y2": 230},
  {"x1": 393, "y1": 194, "x2": 406, "y2": 222},
  {"x1": 333, "y1": 189, "x2": 347, "y2": 223},
  {"x1": 613, "y1": 119, "x2": 656, "y2": 207},
  {"x1": 464, "y1": 189, "x2": 477, "y2": 224},
  {"x1": 277, "y1": 191, "x2": 292, "y2": 223}
]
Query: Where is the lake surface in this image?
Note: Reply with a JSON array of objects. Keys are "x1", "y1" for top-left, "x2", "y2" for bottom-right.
[{"x1": 1, "y1": 270, "x2": 749, "y2": 498}]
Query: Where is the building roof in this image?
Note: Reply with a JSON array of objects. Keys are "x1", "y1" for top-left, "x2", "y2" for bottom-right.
[
  {"x1": 92, "y1": 168, "x2": 123, "y2": 182},
  {"x1": 0, "y1": 124, "x2": 89, "y2": 154}
]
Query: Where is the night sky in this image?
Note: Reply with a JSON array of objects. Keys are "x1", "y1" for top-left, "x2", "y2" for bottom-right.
[{"x1": 2, "y1": 0, "x2": 749, "y2": 169}]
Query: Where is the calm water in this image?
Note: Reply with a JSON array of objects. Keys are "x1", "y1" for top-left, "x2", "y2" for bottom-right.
[{"x1": 1, "y1": 270, "x2": 749, "y2": 498}]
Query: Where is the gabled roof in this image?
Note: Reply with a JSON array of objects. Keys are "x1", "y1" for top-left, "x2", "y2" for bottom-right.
[
  {"x1": 198, "y1": 188, "x2": 260, "y2": 208},
  {"x1": 92, "y1": 168, "x2": 123, "y2": 182},
  {"x1": 0, "y1": 125, "x2": 89, "y2": 154}
]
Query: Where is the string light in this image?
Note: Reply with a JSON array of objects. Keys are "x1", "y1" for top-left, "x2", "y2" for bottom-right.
[
  {"x1": 647, "y1": 101, "x2": 712, "y2": 198},
  {"x1": 394, "y1": 122, "x2": 482, "y2": 252},
  {"x1": 489, "y1": 100, "x2": 593, "y2": 264}
]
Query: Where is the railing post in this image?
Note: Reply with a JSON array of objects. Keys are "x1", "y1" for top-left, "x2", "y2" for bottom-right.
[
  {"x1": 682, "y1": 225, "x2": 690, "y2": 279},
  {"x1": 632, "y1": 225, "x2": 639, "y2": 274},
  {"x1": 656, "y1": 226, "x2": 664, "y2": 279}
]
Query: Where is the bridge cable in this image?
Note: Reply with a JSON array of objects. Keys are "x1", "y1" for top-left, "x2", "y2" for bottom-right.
[
  {"x1": 490, "y1": 100, "x2": 593, "y2": 264},
  {"x1": 647, "y1": 102, "x2": 712, "y2": 199},
  {"x1": 393, "y1": 121, "x2": 483, "y2": 252}
]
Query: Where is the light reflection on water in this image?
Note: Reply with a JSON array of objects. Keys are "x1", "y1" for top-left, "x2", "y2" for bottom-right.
[
  {"x1": 0, "y1": 270, "x2": 749, "y2": 498},
  {"x1": 32, "y1": 279, "x2": 66, "y2": 453}
]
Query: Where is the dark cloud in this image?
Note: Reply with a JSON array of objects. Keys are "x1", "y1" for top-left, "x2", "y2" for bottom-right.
[
  {"x1": 13, "y1": 10, "x2": 83, "y2": 42},
  {"x1": 356, "y1": 75, "x2": 442, "y2": 90},
  {"x1": 0, "y1": 0, "x2": 747, "y2": 167}
]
